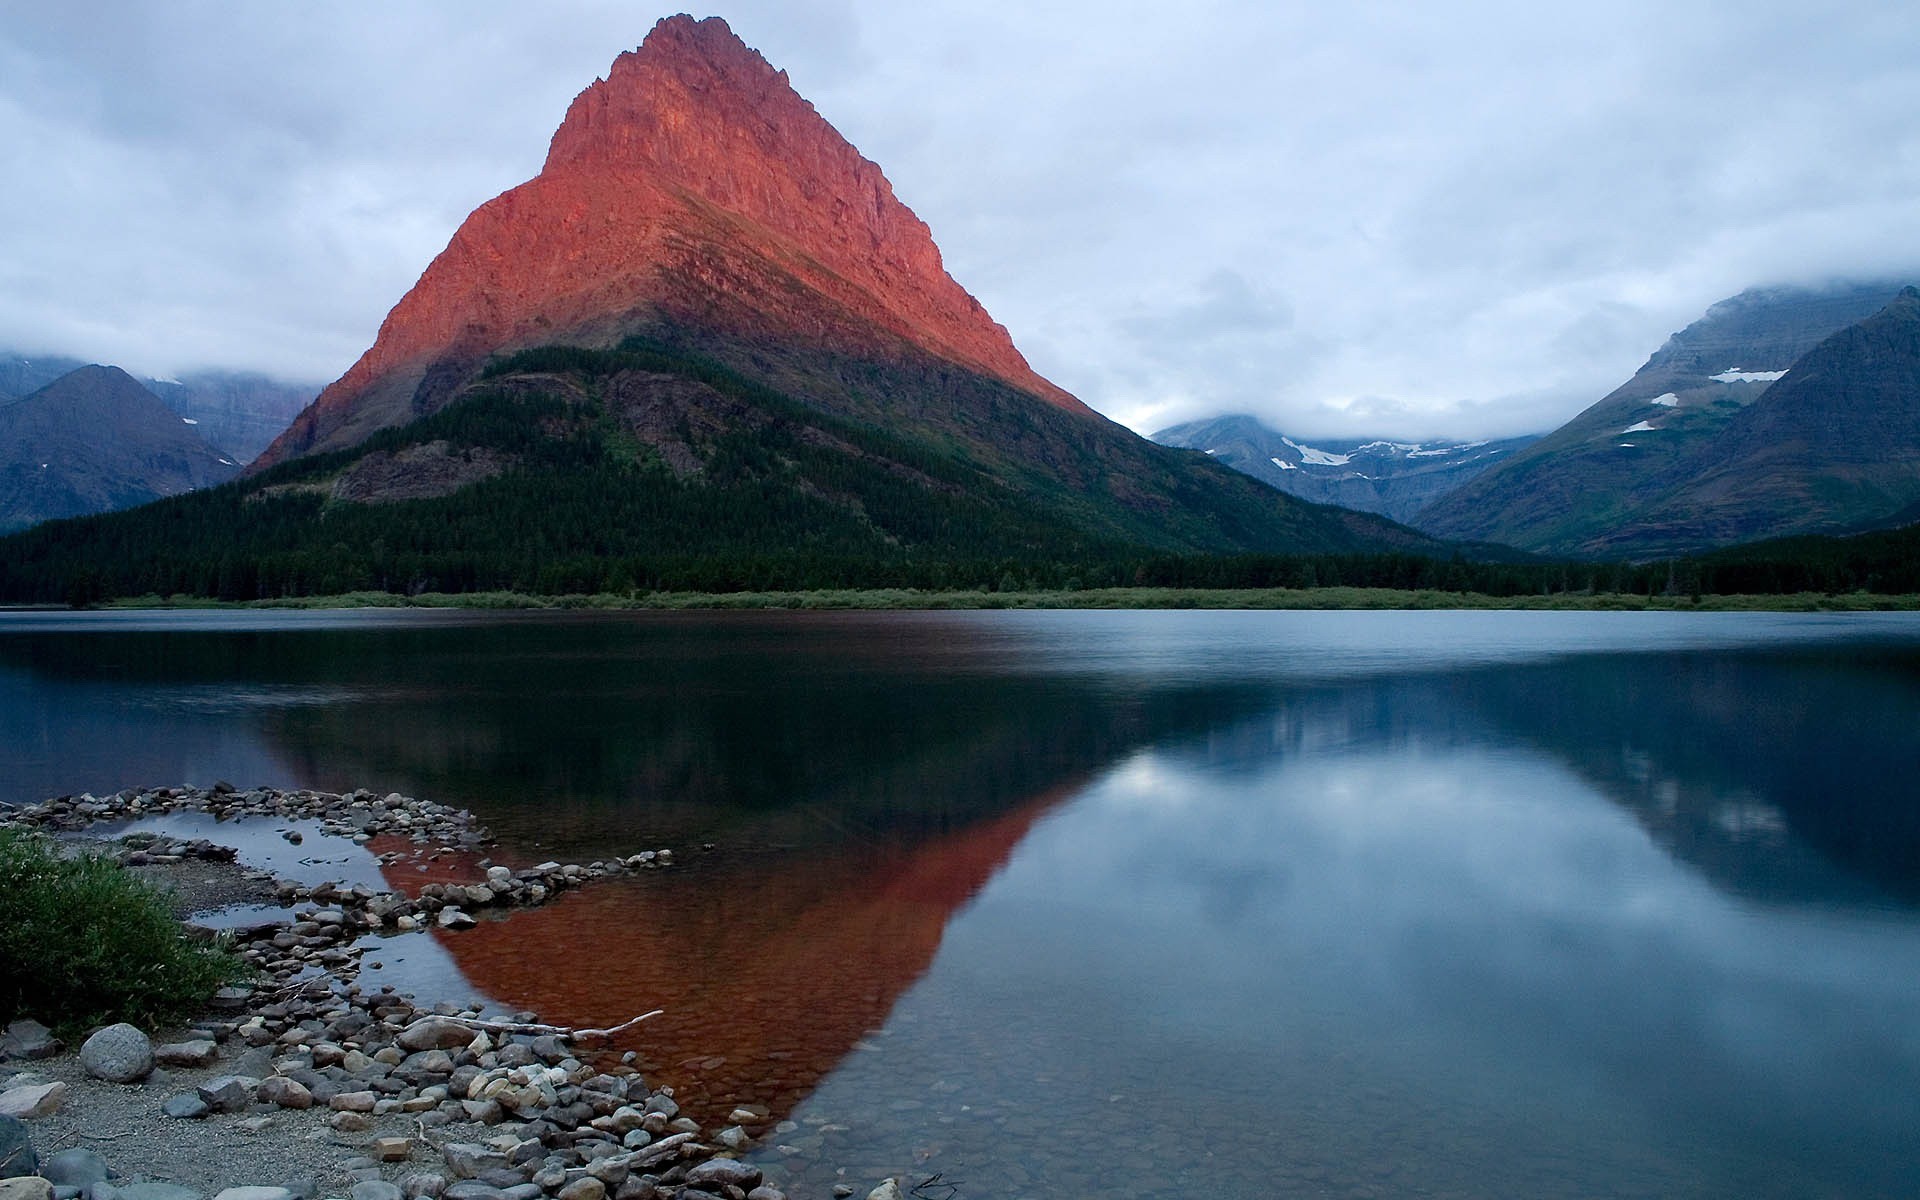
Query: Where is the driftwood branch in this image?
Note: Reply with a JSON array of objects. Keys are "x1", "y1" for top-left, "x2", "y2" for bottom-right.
[{"x1": 426, "y1": 1009, "x2": 663, "y2": 1040}]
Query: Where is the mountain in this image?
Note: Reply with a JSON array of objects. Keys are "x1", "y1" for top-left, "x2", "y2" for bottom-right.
[
  {"x1": 0, "y1": 365, "x2": 241, "y2": 532},
  {"x1": 225, "y1": 15, "x2": 1443, "y2": 562},
  {"x1": 1416, "y1": 280, "x2": 1912, "y2": 555},
  {"x1": 0, "y1": 19, "x2": 1464, "y2": 603},
  {"x1": 1, "y1": 350, "x2": 316, "y2": 463},
  {"x1": 1152, "y1": 414, "x2": 1539, "y2": 525},
  {"x1": 1582, "y1": 287, "x2": 1920, "y2": 555}
]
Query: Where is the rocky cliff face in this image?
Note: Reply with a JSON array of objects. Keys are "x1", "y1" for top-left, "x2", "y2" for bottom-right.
[
  {"x1": 0, "y1": 365, "x2": 241, "y2": 532},
  {"x1": 1415, "y1": 280, "x2": 1911, "y2": 555},
  {"x1": 259, "y1": 15, "x2": 1083, "y2": 469}
]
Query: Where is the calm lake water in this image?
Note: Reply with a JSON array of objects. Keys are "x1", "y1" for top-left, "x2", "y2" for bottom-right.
[{"x1": 4, "y1": 608, "x2": 1920, "y2": 1197}]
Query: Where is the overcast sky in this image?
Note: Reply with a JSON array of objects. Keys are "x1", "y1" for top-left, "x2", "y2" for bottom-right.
[{"x1": 3, "y1": 1, "x2": 1918, "y2": 439}]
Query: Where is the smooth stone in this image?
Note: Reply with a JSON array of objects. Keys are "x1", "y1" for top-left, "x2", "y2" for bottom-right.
[
  {"x1": 329, "y1": 1091, "x2": 377, "y2": 1113},
  {"x1": 0, "y1": 1083, "x2": 66, "y2": 1120},
  {"x1": 0, "y1": 1114, "x2": 36, "y2": 1176},
  {"x1": 330, "y1": 1112, "x2": 372, "y2": 1133},
  {"x1": 42, "y1": 1149, "x2": 109, "y2": 1187},
  {"x1": 153, "y1": 1041, "x2": 218, "y2": 1069},
  {"x1": 160, "y1": 1093, "x2": 210, "y2": 1120},
  {"x1": 196, "y1": 1077, "x2": 257, "y2": 1114},
  {"x1": 210, "y1": 1191, "x2": 292, "y2": 1200},
  {"x1": 257, "y1": 1077, "x2": 313, "y2": 1110},
  {"x1": 438, "y1": 1186, "x2": 503, "y2": 1200},
  {"x1": 683, "y1": 1161, "x2": 761, "y2": 1191},
  {"x1": 0, "y1": 1179, "x2": 53, "y2": 1200},
  {"x1": 745, "y1": 1190, "x2": 786, "y2": 1200},
  {"x1": 396, "y1": 1021, "x2": 471, "y2": 1054},
  {"x1": 553, "y1": 1182, "x2": 601, "y2": 1200},
  {"x1": 495, "y1": 1189, "x2": 540, "y2": 1200},
  {"x1": 373, "y1": 1138, "x2": 412, "y2": 1163},
  {"x1": 865, "y1": 1182, "x2": 905, "y2": 1200},
  {"x1": 440, "y1": 1146, "x2": 506, "y2": 1181},
  {"x1": 79, "y1": 1025, "x2": 153, "y2": 1084},
  {"x1": 400, "y1": 1178, "x2": 446, "y2": 1200},
  {"x1": 436, "y1": 909, "x2": 476, "y2": 931},
  {"x1": 349, "y1": 1185, "x2": 401, "y2": 1200}
]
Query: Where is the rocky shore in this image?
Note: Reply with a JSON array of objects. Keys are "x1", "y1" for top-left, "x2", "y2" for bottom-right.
[{"x1": 0, "y1": 787, "x2": 907, "y2": 1200}]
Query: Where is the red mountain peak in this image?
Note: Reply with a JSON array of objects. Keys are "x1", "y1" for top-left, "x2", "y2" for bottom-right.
[{"x1": 255, "y1": 15, "x2": 1084, "y2": 469}]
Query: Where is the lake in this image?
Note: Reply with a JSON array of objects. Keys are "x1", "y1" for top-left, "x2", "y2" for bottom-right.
[{"x1": 3, "y1": 608, "x2": 1919, "y2": 1198}]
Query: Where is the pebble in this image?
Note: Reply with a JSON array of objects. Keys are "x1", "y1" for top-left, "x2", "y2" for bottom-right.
[
  {"x1": 160, "y1": 1093, "x2": 210, "y2": 1120},
  {"x1": 0, "y1": 1179, "x2": 53, "y2": 1200}
]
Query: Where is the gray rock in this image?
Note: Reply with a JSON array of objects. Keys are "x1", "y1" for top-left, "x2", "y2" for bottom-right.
[
  {"x1": 683, "y1": 1160, "x2": 761, "y2": 1191},
  {"x1": 494, "y1": 1189, "x2": 540, "y2": 1200},
  {"x1": 440, "y1": 1146, "x2": 507, "y2": 1182},
  {"x1": 400, "y1": 1177, "x2": 446, "y2": 1200},
  {"x1": 438, "y1": 1186, "x2": 503, "y2": 1200},
  {"x1": 745, "y1": 1189, "x2": 787, "y2": 1200},
  {"x1": 42, "y1": 1148, "x2": 109, "y2": 1187},
  {"x1": 864, "y1": 1182, "x2": 904, "y2": 1200},
  {"x1": 196, "y1": 1076, "x2": 258, "y2": 1113},
  {"x1": 152, "y1": 1040, "x2": 218, "y2": 1068},
  {"x1": 0, "y1": 1178, "x2": 53, "y2": 1200},
  {"x1": 79, "y1": 1024, "x2": 154, "y2": 1084},
  {"x1": 0, "y1": 1114, "x2": 35, "y2": 1177},
  {"x1": 328, "y1": 1091, "x2": 377, "y2": 1113},
  {"x1": 0, "y1": 1082, "x2": 66, "y2": 1120},
  {"x1": 396, "y1": 1020, "x2": 472, "y2": 1054},
  {"x1": 349, "y1": 1185, "x2": 401, "y2": 1200},
  {"x1": 161, "y1": 1093, "x2": 210, "y2": 1120},
  {"x1": 436, "y1": 908, "x2": 476, "y2": 931},
  {"x1": 553, "y1": 1182, "x2": 601, "y2": 1200},
  {"x1": 114, "y1": 1186, "x2": 200, "y2": 1200},
  {"x1": 209, "y1": 1190, "x2": 294, "y2": 1200},
  {"x1": 0, "y1": 1022, "x2": 60, "y2": 1062},
  {"x1": 714, "y1": 1125, "x2": 748, "y2": 1150}
]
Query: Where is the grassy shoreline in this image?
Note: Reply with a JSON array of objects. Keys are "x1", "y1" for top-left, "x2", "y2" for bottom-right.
[{"x1": 80, "y1": 586, "x2": 1920, "y2": 613}]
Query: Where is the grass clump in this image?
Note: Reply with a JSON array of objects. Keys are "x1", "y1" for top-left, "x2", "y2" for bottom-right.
[{"x1": 0, "y1": 827, "x2": 250, "y2": 1033}]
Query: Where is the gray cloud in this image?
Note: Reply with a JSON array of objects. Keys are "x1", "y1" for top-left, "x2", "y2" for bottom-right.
[{"x1": 2, "y1": 1, "x2": 1916, "y2": 438}]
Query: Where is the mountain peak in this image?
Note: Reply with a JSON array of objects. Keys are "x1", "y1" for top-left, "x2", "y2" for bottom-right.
[{"x1": 257, "y1": 17, "x2": 1084, "y2": 468}]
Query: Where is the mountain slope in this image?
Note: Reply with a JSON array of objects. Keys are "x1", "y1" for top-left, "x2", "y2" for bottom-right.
[
  {"x1": 1153, "y1": 414, "x2": 1538, "y2": 525},
  {"x1": 1584, "y1": 287, "x2": 1920, "y2": 555},
  {"x1": 1416, "y1": 280, "x2": 1910, "y2": 554},
  {"x1": 0, "y1": 365, "x2": 241, "y2": 532}
]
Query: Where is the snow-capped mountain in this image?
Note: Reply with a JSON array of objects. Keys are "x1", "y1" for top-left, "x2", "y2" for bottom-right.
[{"x1": 1151, "y1": 414, "x2": 1539, "y2": 525}]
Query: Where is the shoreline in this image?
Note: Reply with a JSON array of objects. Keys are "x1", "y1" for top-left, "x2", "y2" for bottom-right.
[
  {"x1": 0, "y1": 786, "x2": 889, "y2": 1200},
  {"x1": 62, "y1": 587, "x2": 1920, "y2": 614}
]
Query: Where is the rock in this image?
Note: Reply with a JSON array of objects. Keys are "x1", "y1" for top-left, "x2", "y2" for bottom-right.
[
  {"x1": 554, "y1": 1182, "x2": 602, "y2": 1200},
  {"x1": 396, "y1": 1020, "x2": 473, "y2": 1053},
  {"x1": 208, "y1": 987, "x2": 253, "y2": 1011},
  {"x1": 161, "y1": 1093, "x2": 210, "y2": 1120},
  {"x1": 373, "y1": 1138, "x2": 413, "y2": 1163},
  {"x1": 257, "y1": 1077, "x2": 313, "y2": 1109},
  {"x1": 0, "y1": 1023, "x2": 59, "y2": 1062},
  {"x1": 438, "y1": 1186, "x2": 503, "y2": 1200},
  {"x1": 436, "y1": 908, "x2": 476, "y2": 931},
  {"x1": 79, "y1": 1024, "x2": 154, "y2": 1083},
  {"x1": 0, "y1": 1115, "x2": 34, "y2": 1177},
  {"x1": 330, "y1": 1112, "x2": 372, "y2": 1133},
  {"x1": 153, "y1": 1040, "x2": 218, "y2": 1068},
  {"x1": 329, "y1": 1090, "x2": 378, "y2": 1113},
  {"x1": 41, "y1": 1149, "x2": 108, "y2": 1188},
  {"x1": 745, "y1": 1190, "x2": 786, "y2": 1200},
  {"x1": 0, "y1": 1083, "x2": 66, "y2": 1120},
  {"x1": 400, "y1": 1177, "x2": 446, "y2": 1200},
  {"x1": 683, "y1": 1160, "x2": 761, "y2": 1191},
  {"x1": 210, "y1": 1190, "x2": 294, "y2": 1200},
  {"x1": 865, "y1": 1182, "x2": 904, "y2": 1200},
  {"x1": 0, "y1": 1178, "x2": 52, "y2": 1200},
  {"x1": 714, "y1": 1125, "x2": 748, "y2": 1150},
  {"x1": 197, "y1": 1076, "x2": 258, "y2": 1113},
  {"x1": 350, "y1": 1184, "x2": 402, "y2": 1200},
  {"x1": 831, "y1": 1189, "x2": 853, "y2": 1199},
  {"x1": 440, "y1": 1146, "x2": 507, "y2": 1181}
]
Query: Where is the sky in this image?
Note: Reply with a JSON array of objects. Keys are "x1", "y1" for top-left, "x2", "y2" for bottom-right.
[{"x1": 2, "y1": 1, "x2": 1918, "y2": 440}]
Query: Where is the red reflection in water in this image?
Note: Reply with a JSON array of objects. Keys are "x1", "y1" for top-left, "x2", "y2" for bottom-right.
[{"x1": 384, "y1": 792, "x2": 1064, "y2": 1126}]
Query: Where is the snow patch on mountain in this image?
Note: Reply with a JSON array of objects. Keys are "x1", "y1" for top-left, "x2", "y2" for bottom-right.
[
  {"x1": 1620, "y1": 421, "x2": 1658, "y2": 434},
  {"x1": 1710, "y1": 368, "x2": 1789, "y2": 383},
  {"x1": 1270, "y1": 457, "x2": 1297, "y2": 470},
  {"x1": 1650, "y1": 393, "x2": 1679, "y2": 407},
  {"x1": 1281, "y1": 437, "x2": 1352, "y2": 467}
]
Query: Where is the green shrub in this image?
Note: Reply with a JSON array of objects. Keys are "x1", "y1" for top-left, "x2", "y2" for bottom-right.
[{"x1": 0, "y1": 827, "x2": 250, "y2": 1033}]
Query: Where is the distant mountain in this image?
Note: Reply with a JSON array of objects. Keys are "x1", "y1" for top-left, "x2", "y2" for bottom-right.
[
  {"x1": 1152, "y1": 414, "x2": 1539, "y2": 525},
  {"x1": 0, "y1": 365, "x2": 241, "y2": 533},
  {"x1": 1416, "y1": 280, "x2": 1913, "y2": 555},
  {"x1": 1, "y1": 350, "x2": 316, "y2": 463}
]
